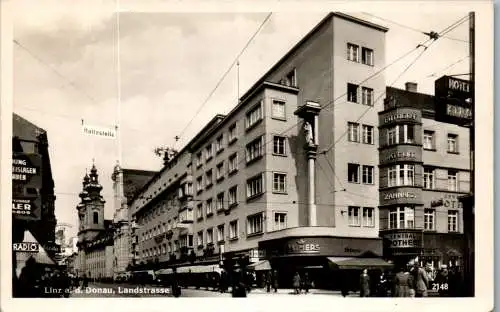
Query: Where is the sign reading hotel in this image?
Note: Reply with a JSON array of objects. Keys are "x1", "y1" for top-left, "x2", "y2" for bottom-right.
[
  {"x1": 435, "y1": 75, "x2": 472, "y2": 100},
  {"x1": 386, "y1": 232, "x2": 422, "y2": 249},
  {"x1": 435, "y1": 75, "x2": 473, "y2": 124},
  {"x1": 12, "y1": 153, "x2": 42, "y2": 221},
  {"x1": 82, "y1": 122, "x2": 116, "y2": 139}
]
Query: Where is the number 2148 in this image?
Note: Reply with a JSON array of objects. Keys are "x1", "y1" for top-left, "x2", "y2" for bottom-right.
[{"x1": 432, "y1": 283, "x2": 449, "y2": 291}]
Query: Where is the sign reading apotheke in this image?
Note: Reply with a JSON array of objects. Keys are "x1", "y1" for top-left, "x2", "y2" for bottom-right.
[{"x1": 385, "y1": 232, "x2": 422, "y2": 249}]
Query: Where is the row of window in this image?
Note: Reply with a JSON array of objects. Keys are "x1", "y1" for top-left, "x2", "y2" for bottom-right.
[
  {"x1": 86, "y1": 262, "x2": 105, "y2": 270},
  {"x1": 388, "y1": 207, "x2": 459, "y2": 232},
  {"x1": 424, "y1": 130, "x2": 459, "y2": 153},
  {"x1": 423, "y1": 168, "x2": 460, "y2": 192},
  {"x1": 195, "y1": 100, "x2": 289, "y2": 168},
  {"x1": 347, "y1": 206, "x2": 375, "y2": 227},
  {"x1": 347, "y1": 164, "x2": 375, "y2": 184},
  {"x1": 347, "y1": 123, "x2": 374, "y2": 144},
  {"x1": 347, "y1": 83, "x2": 374, "y2": 106},
  {"x1": 347, "y1": 43, "x2": 374, "y2": 66}
]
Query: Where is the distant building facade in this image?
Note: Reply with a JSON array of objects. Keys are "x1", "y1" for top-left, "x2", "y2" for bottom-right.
[{"x1": 111, "y1": 164, "x2": 157, "y2": 279}]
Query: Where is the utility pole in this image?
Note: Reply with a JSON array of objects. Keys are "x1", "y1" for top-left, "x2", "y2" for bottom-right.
[{"x1": 469, "y1": 12, "x2": 475, "y2": 197}]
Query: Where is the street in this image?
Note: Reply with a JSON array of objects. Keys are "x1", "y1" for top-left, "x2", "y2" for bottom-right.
[{"x1": 69, "y1": 283, "x2": 355, "y2": 298}]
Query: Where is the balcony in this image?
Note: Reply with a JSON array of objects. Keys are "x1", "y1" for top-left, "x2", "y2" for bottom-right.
[{"x1": 178, "y1": 208, "x2": 194, "y2": 224}]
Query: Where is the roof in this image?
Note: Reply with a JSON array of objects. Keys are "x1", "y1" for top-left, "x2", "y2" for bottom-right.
[
  {"x1": 122, "y1": 169, "x2": 158, "y2": 204},
  {"x1": 385, "y1": 86, "x2": 435, "y2": 112},
  {"x1": 13, "y1": 113, "x2": 45, "y2": 141}
]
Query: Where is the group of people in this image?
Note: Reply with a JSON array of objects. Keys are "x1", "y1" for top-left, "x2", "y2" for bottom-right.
[
  {"x1": 364, "y1": 262, "x2": 462, "y2": 297},
  {"x1": 292, "y1": 272, "x2": 313, "y2": 294}
]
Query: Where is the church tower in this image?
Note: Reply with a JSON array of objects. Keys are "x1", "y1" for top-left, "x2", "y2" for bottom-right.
[{"x1": 77, "y1": 162, "x2": 106, "y2": 243}]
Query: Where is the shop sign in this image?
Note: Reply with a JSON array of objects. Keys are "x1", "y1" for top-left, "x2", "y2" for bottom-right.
[
  {"x1": 12, "y1": 198, "x2": 36, "y2": 216},
  {"x1": 384, "y1": 192, "x2": 416, "y2": 200},
  {"x1": 446, "y1": 104, "x2": 472, "y2": 120},
  {"x1": 13, "y1": 242, "x2": 40, "y2": 252},
  {"x1": 248, "y1": 249, "x2": 265, "y2": 258},
  {"x1": 286, "y1": 239, "x2": 320, "y2": 254},
  {"x1": 430, "y1": 194, "x2": 463, "y2": 209},
  {"x1": 435, "y1": 75, "x2": 472, "y2": 100},
  {"x1": 386, "y1": 232, "x2": 421, "y2": 248},
  {"x1": 383, "y1": 112, "x2": 418, "y2": 125}
]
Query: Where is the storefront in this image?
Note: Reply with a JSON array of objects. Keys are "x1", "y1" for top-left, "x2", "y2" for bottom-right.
[{"x1": 258, "y1": 236, "x2": 390, "y2": 290}]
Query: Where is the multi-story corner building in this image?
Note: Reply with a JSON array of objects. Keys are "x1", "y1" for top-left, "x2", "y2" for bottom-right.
[
  {"x1": 76, "y1": 164, "x2": 114, "y2": 280},
  {"x1": 378, "y1": 79, "x2": 471, "y2": 272},
  {"x1": 111, "y1": 163, "x2": 157, "y2": 279},
  {"x1": 130, "y1": 13, "x2": 393, "y2": 289}
]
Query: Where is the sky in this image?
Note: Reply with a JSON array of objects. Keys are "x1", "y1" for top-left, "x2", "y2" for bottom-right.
[{"x1": 11, "y1": 2, "x2": 471, "y2": 241}]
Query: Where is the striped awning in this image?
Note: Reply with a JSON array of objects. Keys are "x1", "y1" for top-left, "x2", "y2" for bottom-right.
[{"x1": 247, "y1": 260, "x2": 271, "y2": 271}]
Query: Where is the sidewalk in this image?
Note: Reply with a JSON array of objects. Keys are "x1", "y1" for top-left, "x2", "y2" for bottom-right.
[{"x1": 247, "y1": 288, "x2": 359, "y2": 297}]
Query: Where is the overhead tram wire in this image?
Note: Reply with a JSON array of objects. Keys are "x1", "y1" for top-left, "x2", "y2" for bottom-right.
[
  {"x1": 426, "y1": 55, "x2": 469, "y2": 78},
  {"x1": 361, "y1": 12, "x2": 469, "y2": 43},
  {"x1": 176, "y1": 13, "x2": 273, "y2": 141},
  {"x1": 320, "y1": 14, "x2": 470, "y2": 156}
]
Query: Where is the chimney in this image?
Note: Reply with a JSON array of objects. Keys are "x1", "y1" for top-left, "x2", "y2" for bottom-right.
[{"x1": 405, "y1": 82, "x2": 418, "y2": 92}]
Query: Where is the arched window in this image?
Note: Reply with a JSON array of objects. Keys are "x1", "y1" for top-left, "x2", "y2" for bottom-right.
[{"x1": 93, "y1": 212, "x2": 99, "y2": 224}]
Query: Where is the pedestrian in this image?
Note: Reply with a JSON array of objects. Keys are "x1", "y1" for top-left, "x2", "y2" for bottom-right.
[
  {"x1": 376, "y1": 271, "x2": 388, "y2": 297},
  {"x1": 302, "y1": 272, "x2": 311, "y2": 294},
  {"x1": 231, "y1": 266, "x2": 247, "y2": 298},
  {"x1": 434, "y1": 265, "x2": 450, "y2": 297},
  {"x1": 392, "y1": 265, "x2": 413, "y2": 297},
  {"x1": 413, "y1": 263, "x2": 429, "y2": 297},
  {"x1": 272, "y1": 270, "x2": 279, "y2": 292},
  {"x1": 171, "y1": 267, "x2": 181, "y2": 297},
  {"x1": 18, "y1": 257, "x2": 40, "y2": 297},
  {"x1": 265, "y1": 271, "x2": 271, "y2": 292},
  {"x1": 292, "y1": 272, "x2": 301, "y2": 295},
  {"x1": 359, "y1": 269, "x2": 370, "y2": 297},
  {"x1": 220, "y1": 270, "x2": 228, "y2": 293}
]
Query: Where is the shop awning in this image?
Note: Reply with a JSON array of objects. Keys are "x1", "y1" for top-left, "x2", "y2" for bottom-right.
[
  {"x1": 174, "y1": 264, "x2": 222, "y2": 274},
  {"x1": 327, "y1": 257, "x2": 393, "y2": 270},
  {"x1": 156, "y1": 268, "x2": 173, "y2": 275},
  {"x1": 247, "y1": 260, "x2": 271, "y2": 271}
]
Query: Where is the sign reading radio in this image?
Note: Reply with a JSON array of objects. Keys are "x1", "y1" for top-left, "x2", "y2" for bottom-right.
[
  {"x1": 13, "y1": 242, "x2": 40, "y2": 252},
  {"x1": 386, "y1": 232, "x2": 422, "y2": 249},
  {"x1": 286, "y1": 239, "x2": 320, "y2": 254}
]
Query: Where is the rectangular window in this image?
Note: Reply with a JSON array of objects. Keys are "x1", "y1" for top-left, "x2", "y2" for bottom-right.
[
  {"x1": 348, "y1": 206, "x2": 360, "y2": 226},
  {"x1": 216, "y1": 134, "x2": 224, "y2": 153},
  {"x1": 206, "y1": 228, "x2": 213, "y2": 244},
  {"x1": 246, "y1": 174, "x2": 264, "y2": 199},
  {"x1": 285, "y1": 69, "x2": 296, "y2": 87},
  {"x1": 246, "y1": 136, "x2": 264, "y2": 163},
  {"x1": 216, "y1": 161, "x2": 225, "y2": 181},
  {"x1": 196, "y1": 176, "x2": 203, "y2": 193},
  {"x1": 347, "y1": 43, "x2": 359, "y2": 62},
  {"x1": 404, "y1": 124, "x2": 415, "y2": 143},
  {"x1": 205, "y1": 169, "x2": 213, "y2": 188},
  {"x1": 245, "y1": 102, "x2": 263, "y2": 129},
  {"x1": 217, "y1": 225, "x2": 225, "y2": 242},
  {"x1": 448, "y1": 211, "x2": 458, "y2": 232},
  {"x1": 229, "y1": 186, "x2": 238, "y2": 206},
  {"x1": 272, "y1": 100, "x2": 286, "y2": 119},
  {"x1": 348, "y1": 163, "x2": 360, "y2": 183},
  {"x1": 424, "y1": 209, "x2": 436, "y2": 231},
  {"x1": 197, "y1": 231, "x2": 203, "y2": 246},
  {"x1": 273, "y1": 136, "x2": 286, "y2": 155},
  {"x1": 274, "y1": 212, "x2": 287, "y2": 230},
  {"x1": 448, "y1": 170, "x2": 458, "y2": 191},
  {"x1": 388, "y1": 164, "x2": 415, "y2": 187},
  {"x1": 362, "y1": 207, "x2": 375, "y2": 227},
  {"x1": 206, "y1": 198, "x2": 213, "y2": 216},
  {"x1": 216, "y1": 192, "x2": 224, "y2": 211},
  {"x1": 423, "y1": 130, "x2": 435, "y2": 150},
  {"x1": 196, "y1": 152, "x2": 203, "y2": 168},
  {"x1": 361, "y1": 47, "x2": 374, "y2": 66},
  {"x1": 362, "y1": 165, "x2": 374, "y2": 184},
  {"x1": 348, "y1": 122, "x2": 360, "y2": 142},
  {"x1": 205, "y1": 143, "x2": 214, "y2": 161},
  {"x1": 229, "y1": 220, "x2": 238, "y2": 239},
  {"x1": 423, "y1": 167, "x2": 435, "y2": 189},
  {"x1": 387, "y1": 126, "x2": 398, "y2": 145},
  {"x1": 247, "y1": 213, "x2": 264, "y2": 235},
  {"x1": 361, "y1": 87, "x2": 374, "y2": 106},
  {"x1": 347, "y1": 83, "x2": 358, "y2": 103},
  {"x1": 388, "y1": 207, "x2": 415, "y2": 229},
  {"x1": 196, "y1": 203, "x2": 203, "y2": 220},
  {"x1": 447, "y1": 134, "x2": 458, "y2": 153},
  {"x1": 228, "y1": 123, "x2": 237, "y2": 144},
  {"x1": 228, "y1": 153, "x2": 238, "y2": 173},
  {"x1": 272, "y1": 173, "x2": 287, "y2": 193},
  {"x1": 362, "y1": 125, "x2": 374, "y2": 144}
]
